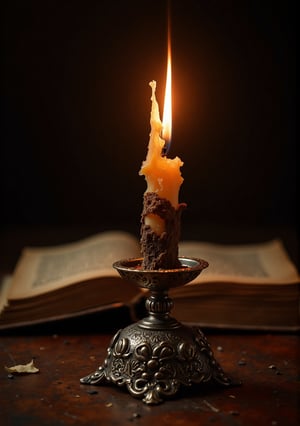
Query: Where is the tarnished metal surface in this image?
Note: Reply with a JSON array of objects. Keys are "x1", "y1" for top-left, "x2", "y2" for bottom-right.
[
  {"x1": 80, "y1": 324, "x2": 232, "y2": 404},
  {"x1": 81, "y1": 257, "x2": 228, "y2": 404}
]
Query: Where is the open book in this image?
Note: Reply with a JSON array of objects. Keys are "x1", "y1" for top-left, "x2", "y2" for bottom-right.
[{"x1": 0, "y1": 230, "x2": 299, "y2": 331}]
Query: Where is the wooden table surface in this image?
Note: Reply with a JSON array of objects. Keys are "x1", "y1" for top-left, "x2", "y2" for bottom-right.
[{"x1": 0, "y1": 329, "x2": 299, "y2": 426}]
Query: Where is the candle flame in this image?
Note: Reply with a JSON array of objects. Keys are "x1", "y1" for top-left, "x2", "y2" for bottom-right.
[{"x1": 162, "y1": 39, "x2": 172, "y2": 150}]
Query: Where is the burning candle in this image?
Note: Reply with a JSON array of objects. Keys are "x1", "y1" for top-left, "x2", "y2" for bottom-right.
[
  {"x1": 140, "y1": 81, "x2": 183, "y2": 209},
  {"x1": 139, "y1": 47, "x2": 183, "y2": 210},
  {"x1": 139, "y1": 40, "x2": 186, "y2": 270}
]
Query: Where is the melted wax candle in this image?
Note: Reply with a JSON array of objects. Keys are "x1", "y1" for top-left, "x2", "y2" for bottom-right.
[
  {"x1": 139, "y1": 81, "x2": 185, "y2": 269},
  {"x1": 139, "y1": 81, "x2": 183, "y2": 234}
]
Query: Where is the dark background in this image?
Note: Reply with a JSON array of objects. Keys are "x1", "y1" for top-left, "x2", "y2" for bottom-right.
[{"x1": 1, "y1": 1, "x2": 297, "y2": 241}]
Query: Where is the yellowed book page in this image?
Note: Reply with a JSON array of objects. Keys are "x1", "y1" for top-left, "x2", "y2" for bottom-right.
[
  {"x1": 179, "y1": 239, "x2": 299, "y2": 285},
  {"x1": 8, "y1": 231, "x2": 141, "y2": 300},
  {"x1": 0, "y1": 275, "x2": 12, "y2": 313}
]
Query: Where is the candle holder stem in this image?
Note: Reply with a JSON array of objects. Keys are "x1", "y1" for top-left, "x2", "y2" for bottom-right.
[{"x1": 80, "y1": 257, "x2": 233, "y2": 404}]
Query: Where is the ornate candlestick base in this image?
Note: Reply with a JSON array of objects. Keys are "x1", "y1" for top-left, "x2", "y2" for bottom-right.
[{"x1": 80, "y1": 257, "x2": 233, "y2": 405}]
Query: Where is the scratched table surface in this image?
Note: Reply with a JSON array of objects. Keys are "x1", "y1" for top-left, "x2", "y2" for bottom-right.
[{"x1": 0, "y1": 328, "x2": 299, "y2": 426}]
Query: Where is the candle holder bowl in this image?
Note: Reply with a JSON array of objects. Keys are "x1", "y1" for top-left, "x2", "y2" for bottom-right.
[{"x1": 80, "y1": 257, "x2": 233, "y2": 404}]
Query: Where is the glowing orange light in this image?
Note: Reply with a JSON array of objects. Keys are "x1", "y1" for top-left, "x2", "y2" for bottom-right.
[{"x1": 162, "y1": 38, "x2": 172, "y2": 144}]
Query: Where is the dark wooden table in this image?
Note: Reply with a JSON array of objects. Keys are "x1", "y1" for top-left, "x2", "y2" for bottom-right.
[{"x1": 1, "y1": 329, "x2": 299, "y2": 426}]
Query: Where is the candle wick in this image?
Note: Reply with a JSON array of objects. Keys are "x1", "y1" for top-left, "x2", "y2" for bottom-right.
[{"x1": 161, "y1": 138, "x2": 171, "y2": 157}]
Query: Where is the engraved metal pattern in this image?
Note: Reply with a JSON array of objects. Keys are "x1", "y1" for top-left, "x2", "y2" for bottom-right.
[
  {"x1": 112, "y1": 257, "x2": 209, "y2": 291},
  {"x1": 80, "y1": 324, "x2": 231, "y2": 404},
  {"x1": 80, "y1": 257, "x2": 232, "y2": 404}
]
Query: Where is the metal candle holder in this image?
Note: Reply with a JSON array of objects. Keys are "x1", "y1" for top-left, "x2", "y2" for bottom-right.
[{"x1": 80, "y1": 256, "x2": 232, "y2": 404}]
